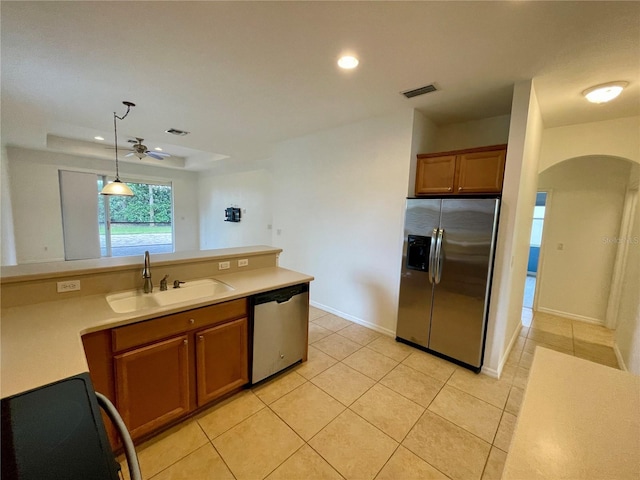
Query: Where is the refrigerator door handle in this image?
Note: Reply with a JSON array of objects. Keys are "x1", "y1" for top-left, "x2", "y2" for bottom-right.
[
  {"x1": 435, "y1": 228, "x2": 444, "y2": 284},
  {"x1": 428, "y1": 227, "x2": 438, "y2": 284}
]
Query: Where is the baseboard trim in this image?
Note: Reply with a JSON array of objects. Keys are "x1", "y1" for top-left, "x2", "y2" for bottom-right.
[
  {"x1": 480, "y1": 365, "x2": 500, "y2": 378},
  {"x1": 309, "y1": 300, "x2": 396, "y2": 337},
  {"x1": 537, "y1": 307, "x2": 603, "y2": 325},
  {"x1": 613, "y1": 342, "x2": 628, "y2": 371},
  {"x1": 482, "y1": 322, "x2": 523, "y2": 379}
]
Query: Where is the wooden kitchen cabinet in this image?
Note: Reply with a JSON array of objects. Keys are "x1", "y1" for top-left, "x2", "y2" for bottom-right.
[
  {"x1": 83, "y1": 298, "x2": 249, "y2": 443},
  {"x1": 196, "y1": 317, "x2": 248, "y2": 406},
  {"x1": 415, "y1": 155, "x2": 457, "y2": 194},
  {"x1": 416, "y1": 145, "x2": 506, "y2": 196},
  {"x1": 114, "y1": 335, "x2": 191, "y2": 439}
]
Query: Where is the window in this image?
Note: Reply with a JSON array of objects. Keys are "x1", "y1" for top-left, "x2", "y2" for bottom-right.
[
  {"x1": 59, "y1": 171, "x2": 174, "y2": 261},
  {"x1": 98, "y1": 177, "x2": 174, "y2": 257}
]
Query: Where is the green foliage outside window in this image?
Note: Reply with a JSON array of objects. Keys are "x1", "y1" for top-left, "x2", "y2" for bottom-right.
[{"x1": 98, "y1": 182, "x2": 172, "y2": 224}]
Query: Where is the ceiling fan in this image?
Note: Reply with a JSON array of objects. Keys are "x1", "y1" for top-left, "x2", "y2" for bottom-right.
[{"x1": 125, "y1": 138, "x2": 171, "y2": 160}]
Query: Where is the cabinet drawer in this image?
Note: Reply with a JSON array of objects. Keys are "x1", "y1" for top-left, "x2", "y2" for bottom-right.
[{"x1": 113, "y1": 298, "x2": 247, "y2": 352}]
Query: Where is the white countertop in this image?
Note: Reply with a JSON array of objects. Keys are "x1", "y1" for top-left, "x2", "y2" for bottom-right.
[
  {"x1": 502, "y1": 347, "x2": 640, "y2": 479},
  {"x1": 1, "y1": 266, "x2": 313, "y2": 399}
]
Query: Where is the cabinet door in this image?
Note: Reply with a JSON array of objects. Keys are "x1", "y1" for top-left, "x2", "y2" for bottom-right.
[
  {"x1": 195, "y1": 318, "x2": 248, "y2": 406},
  {"x1": 114, "y1": 335, "x2": 190, "y2": 439},
  {"x1": 415, "y1": 155, "x2": 457, "y2": 195},
  {"x1": 456, "y1": 148, "x2": 506, "y2": 193}
]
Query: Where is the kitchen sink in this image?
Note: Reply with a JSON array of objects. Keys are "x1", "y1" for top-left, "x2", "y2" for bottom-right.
[{"x1": 106, "y1": 279, "x2": 234, "y2": 313}]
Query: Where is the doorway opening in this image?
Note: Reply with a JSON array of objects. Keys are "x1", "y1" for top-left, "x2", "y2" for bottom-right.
[{"x1": 524, "y1": 192, "x2": 547, "y2": 311}]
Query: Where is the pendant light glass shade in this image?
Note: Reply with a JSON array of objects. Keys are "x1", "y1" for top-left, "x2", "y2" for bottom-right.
[
  {"x1": 100, "y1": 101, "x2": 135, "y2": 196},
  {"x1": 101, "y1": 178, "x2": 134, "y2": 196}
]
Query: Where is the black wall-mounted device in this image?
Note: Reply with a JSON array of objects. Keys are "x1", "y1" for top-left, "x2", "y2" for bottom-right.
[{"x1": 225, "y1": 207, "x2": 241, "y2": 222}]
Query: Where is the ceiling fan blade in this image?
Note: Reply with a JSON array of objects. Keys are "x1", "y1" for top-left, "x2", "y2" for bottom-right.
[
  {"x1": 146, "y1": 152, "x2": 169, "y2": 160},
  {"x1": 148, "y1": 151, "x2": 170, "y2": 158},
  {"x1": 124, "y1": 152, "x2": 135, "y2": 157}
]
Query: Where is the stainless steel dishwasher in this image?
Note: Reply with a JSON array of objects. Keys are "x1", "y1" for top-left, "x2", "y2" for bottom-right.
[{"x1": 251, "y1": 283, "x2": 309, "y2": 384}]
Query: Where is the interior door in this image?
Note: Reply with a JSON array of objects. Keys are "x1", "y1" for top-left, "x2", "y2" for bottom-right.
[
  {"x1": 396, "y1": 198, "x2": 441, "y2": 348},
  {"x1": 428, "y1": 198, "x2": 499, "y2": 367}
]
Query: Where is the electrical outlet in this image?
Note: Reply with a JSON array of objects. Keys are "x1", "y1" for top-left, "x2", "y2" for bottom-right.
[
  {"x1": 57, "y1": 280, "x2": 81, "y2": 293},
  {"x1": 238, "y1": 259, "x2": 249, "y2": 267},
  {"x1": 218, "y1": 261, "x2": 230, "y2": 270}
]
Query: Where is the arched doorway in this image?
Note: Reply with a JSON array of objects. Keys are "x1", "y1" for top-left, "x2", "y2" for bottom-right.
[{"x1": 521, "y1": 155, "x2": 638, "y2": 369}]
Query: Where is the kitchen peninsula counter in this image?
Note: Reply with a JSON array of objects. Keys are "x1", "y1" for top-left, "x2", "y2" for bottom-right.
[
  {"x1": 1, "y1": 265, "x2": 313, "y2": 399},
  {"x1": 503, "y1": 347, "x2": 640, "y2": 479}
]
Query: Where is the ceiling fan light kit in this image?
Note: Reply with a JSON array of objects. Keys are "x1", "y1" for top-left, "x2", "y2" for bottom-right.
[
  {"x1": 100, "y1": 101, "x2": 135, "y2": 196},
  {"x1": 126, "y1": 138, "x2": 171, "y2": 160}
]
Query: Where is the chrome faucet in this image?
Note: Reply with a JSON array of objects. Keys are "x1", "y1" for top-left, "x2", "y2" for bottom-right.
[
  {"x1": 142, "y1": 250, "x2": 153, "y2": 293},
  {"x1": 160, "y1": 275, "x2": 169, "y2": 291}
]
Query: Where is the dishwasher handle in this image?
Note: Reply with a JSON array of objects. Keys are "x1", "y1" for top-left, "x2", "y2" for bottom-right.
[{"x1": 253, "y1": 283, "x2": 309, "y2": 306}]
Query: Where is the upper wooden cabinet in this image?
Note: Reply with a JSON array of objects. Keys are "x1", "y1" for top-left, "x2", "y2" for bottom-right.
[{"x1": 416, "y1": 145, "x2": 506, "y2": 196}]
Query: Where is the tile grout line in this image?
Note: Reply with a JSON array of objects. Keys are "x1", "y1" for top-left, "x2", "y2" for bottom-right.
[{"x1": 195, "y1": 420, "x2": 239, "y2": 480}]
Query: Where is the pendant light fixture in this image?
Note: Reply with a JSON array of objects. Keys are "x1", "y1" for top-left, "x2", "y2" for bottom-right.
[{"x1": 100, "y1": 101, "x2": 135, "y2": 196}]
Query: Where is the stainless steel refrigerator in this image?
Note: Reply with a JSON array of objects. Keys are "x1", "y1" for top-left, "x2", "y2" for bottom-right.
[{"x1": 396, "y1": 197, "x2": 500, "y2": 371}]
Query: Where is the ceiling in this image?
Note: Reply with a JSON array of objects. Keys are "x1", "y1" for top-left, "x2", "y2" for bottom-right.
[{"x1": 1, "y1": 1, "x2": 638, "y2": 171}]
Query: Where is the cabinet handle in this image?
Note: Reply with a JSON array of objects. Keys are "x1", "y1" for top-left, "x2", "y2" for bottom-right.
[
  {"x1": 183, "y1": 339, "x2": 188, "y2": 346},
  {"x1": 458, "y1": 186, "x2": 463, "y2": 191},
  {"x1": 447, "y1": 187, "x2": 452, "y2": 192},
  {"x1": 198, "y1": 335, "x2": 204, "y2": 341},
  {"x1": 189, "y1": 318, "x2": 195, "y2": 324}
]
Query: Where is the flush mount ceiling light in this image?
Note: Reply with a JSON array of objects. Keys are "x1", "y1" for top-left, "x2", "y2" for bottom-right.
[
  {"x1": 582, "y1": 81, "x2": 628, "y2": 104},
  {"x1": 337, "y1": 55, "x2": 359, "y2": 69},
  {"x1": 100, "y1": 101, "x2": 135, "y2": 196}
]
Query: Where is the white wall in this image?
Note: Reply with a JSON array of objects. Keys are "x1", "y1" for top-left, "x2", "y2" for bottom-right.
[
  {"x1": 407, "y1": 111, "x2": 438, "y2": 196},
  {"x1": 537, "y1": 157, "x2": 631, "y2": 323},
  {"x1": 1, "y1": 147, "x2": 17, "y2": 265},
  {"x1": 5, "y1": 147, "x2": 199, "y2": 264},
  {"x1": 484, "y1": 80, "x2": 543, "y2": 377},
  {"x1": 614, "y1": 169, "x2": 640, "y2": 374},
  {"x1": 198, "y1": 169, "x2": 273, "y2": 249},
  {"x1": 434, "y1": 114, "x2": 511, "y2": 152},
  {"x1": 268, "y1": 109, "x2": 415, "y2": 334},
  {"x1": 539, "y1": 116, "x2": 640, "y2": 172}
]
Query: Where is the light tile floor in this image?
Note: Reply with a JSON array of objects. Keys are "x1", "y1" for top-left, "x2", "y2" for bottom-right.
[{"x1": 121, "y1": 307, "x2": 618, "y2": 480}]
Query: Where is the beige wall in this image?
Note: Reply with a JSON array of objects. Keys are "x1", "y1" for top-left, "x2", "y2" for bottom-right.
[{"x1": 537, "y1": 157, "x2": 631, "y2": 323}]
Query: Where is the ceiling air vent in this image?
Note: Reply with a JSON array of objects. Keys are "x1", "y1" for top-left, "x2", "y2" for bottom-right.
[
  {"x1": 165, "y1": 128, "x2": 190, "y2": 136},
  {"x1": 401, "y1": 84, "x2": 437, "y2": 99}
]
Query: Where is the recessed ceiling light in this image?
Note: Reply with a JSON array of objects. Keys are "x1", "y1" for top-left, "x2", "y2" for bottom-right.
[
  {"x1": 582, "y1": 81, "x2": 628, "y2": 104},
  {"x1": 94, "y1": 136, "x2": 104, "y2": 141},
  {"x1": 338, "y1": 55, "x2": 359, "y2": 70},
  {"x1": 154, "y1": 147, "x2": 163, "y2": 152}
]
